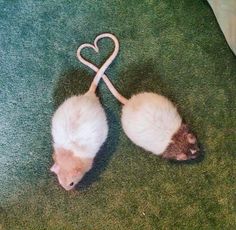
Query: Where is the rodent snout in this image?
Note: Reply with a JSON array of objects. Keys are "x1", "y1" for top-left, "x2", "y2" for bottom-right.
[{"x1": 189, "y1": 145, "x2": 201, "y2": 159}]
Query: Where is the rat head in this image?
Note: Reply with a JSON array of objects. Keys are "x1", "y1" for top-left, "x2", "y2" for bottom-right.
[
  {"x1": 162, "y1": 123, "x2": 200, "y2": 161},
  {"x1": 50, "y1": 148, "x2": 92, "y2": 191}
]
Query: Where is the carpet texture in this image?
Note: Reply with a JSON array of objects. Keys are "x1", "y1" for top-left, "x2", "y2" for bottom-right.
[{"x1": 0, "y1": 0, "x2": 235, "y2": 229}]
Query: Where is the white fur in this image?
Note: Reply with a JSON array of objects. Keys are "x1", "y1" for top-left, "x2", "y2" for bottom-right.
[
  {"x1": 121, "y1": 92, "x2": 182, "y2": 155},
  {"x1": 52, "y1": 92, "x2": 108, "y2": 158}
]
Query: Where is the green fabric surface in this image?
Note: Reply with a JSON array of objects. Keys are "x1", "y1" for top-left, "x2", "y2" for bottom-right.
[{"x1": 0, "y1": 0, "x2": 235, "y2": 229}]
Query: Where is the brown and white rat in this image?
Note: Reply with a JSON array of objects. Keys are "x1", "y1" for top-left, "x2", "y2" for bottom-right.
[
  {"x1": 77, "y1": 34, "x2": 200, "y2": 161},
  {"x1": 51, "y1": 33, "x2": 119, "y2": 190}
]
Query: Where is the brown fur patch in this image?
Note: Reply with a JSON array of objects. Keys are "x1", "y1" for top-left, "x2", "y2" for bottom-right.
[
  {"x1": 54, "y1": 148, "x2": 93, "y2": 173},
  {"x1": 162, "y1": 123, "x2": 200, "y2": 160}
]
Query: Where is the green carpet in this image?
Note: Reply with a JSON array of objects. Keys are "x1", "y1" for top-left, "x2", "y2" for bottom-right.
[{"x1": 0, "y1": 0, "x2": 235, "y2": 229}]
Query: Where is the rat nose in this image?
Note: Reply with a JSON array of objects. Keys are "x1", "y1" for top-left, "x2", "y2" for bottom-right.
[
  {"x1": 191, "y1": 146, "x2": 201, "y2": 159},
  {"x1": 190, "y1": 149, "x2": 197, "y2": 155}
]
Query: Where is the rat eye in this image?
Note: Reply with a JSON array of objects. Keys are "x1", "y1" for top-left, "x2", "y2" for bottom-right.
[{"x1": 69, "y1": 182, "x2": 74, "y2": 186}]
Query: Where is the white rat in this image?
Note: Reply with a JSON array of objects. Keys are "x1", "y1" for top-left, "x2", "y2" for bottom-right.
[
  {"x1": 77, "y1": 34, "x2": 200, "y2": 161},
  {"x1": 51, "y1": 33, "x2": 119, "y2": 190}
]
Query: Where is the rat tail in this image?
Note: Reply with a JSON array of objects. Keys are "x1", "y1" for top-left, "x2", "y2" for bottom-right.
[{"x1": 77, "y1": 33, "x2": 128, "y2": 105}]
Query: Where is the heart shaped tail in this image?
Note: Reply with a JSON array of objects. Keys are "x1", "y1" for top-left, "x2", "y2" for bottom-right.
[{"x1": 77, "y1": 33, "x2": 128, "y2": 105}]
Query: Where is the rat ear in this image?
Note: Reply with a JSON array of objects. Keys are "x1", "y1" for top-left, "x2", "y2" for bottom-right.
[
  {"x1": 50, "y1": 163, "x2": 60, "y2": 174},
  {"x1": 187, "y1": 134, "x2": 196, "y2": 144}
]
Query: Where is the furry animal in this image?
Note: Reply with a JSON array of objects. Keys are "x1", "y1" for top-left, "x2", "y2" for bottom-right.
[
  {"x1": 51, "y1": 33, "x2": 119, "y2": 190},
  {"x1": 121, "y1": 92, "x2": 200, "y2": 160},
  {"x1": 77, "y1": 34, "x2": 200, "y2": 161}
]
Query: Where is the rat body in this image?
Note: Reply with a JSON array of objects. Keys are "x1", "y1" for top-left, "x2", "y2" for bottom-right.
[
  {"x1": 51, "y1": 92, "x2": 108, "y2": 190},
  {"x1": 51, "y1": 33, "x2": 119, "y2": 190},
  {"x1": 121, "y1": 92, "x2": 199, "y2": 160},
  {"x1": 77, "y1": 34, "x2": 200, "y2": 161},
  {"x1": 111, "y1": 91, "x2": 199, "y2": 161}
]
